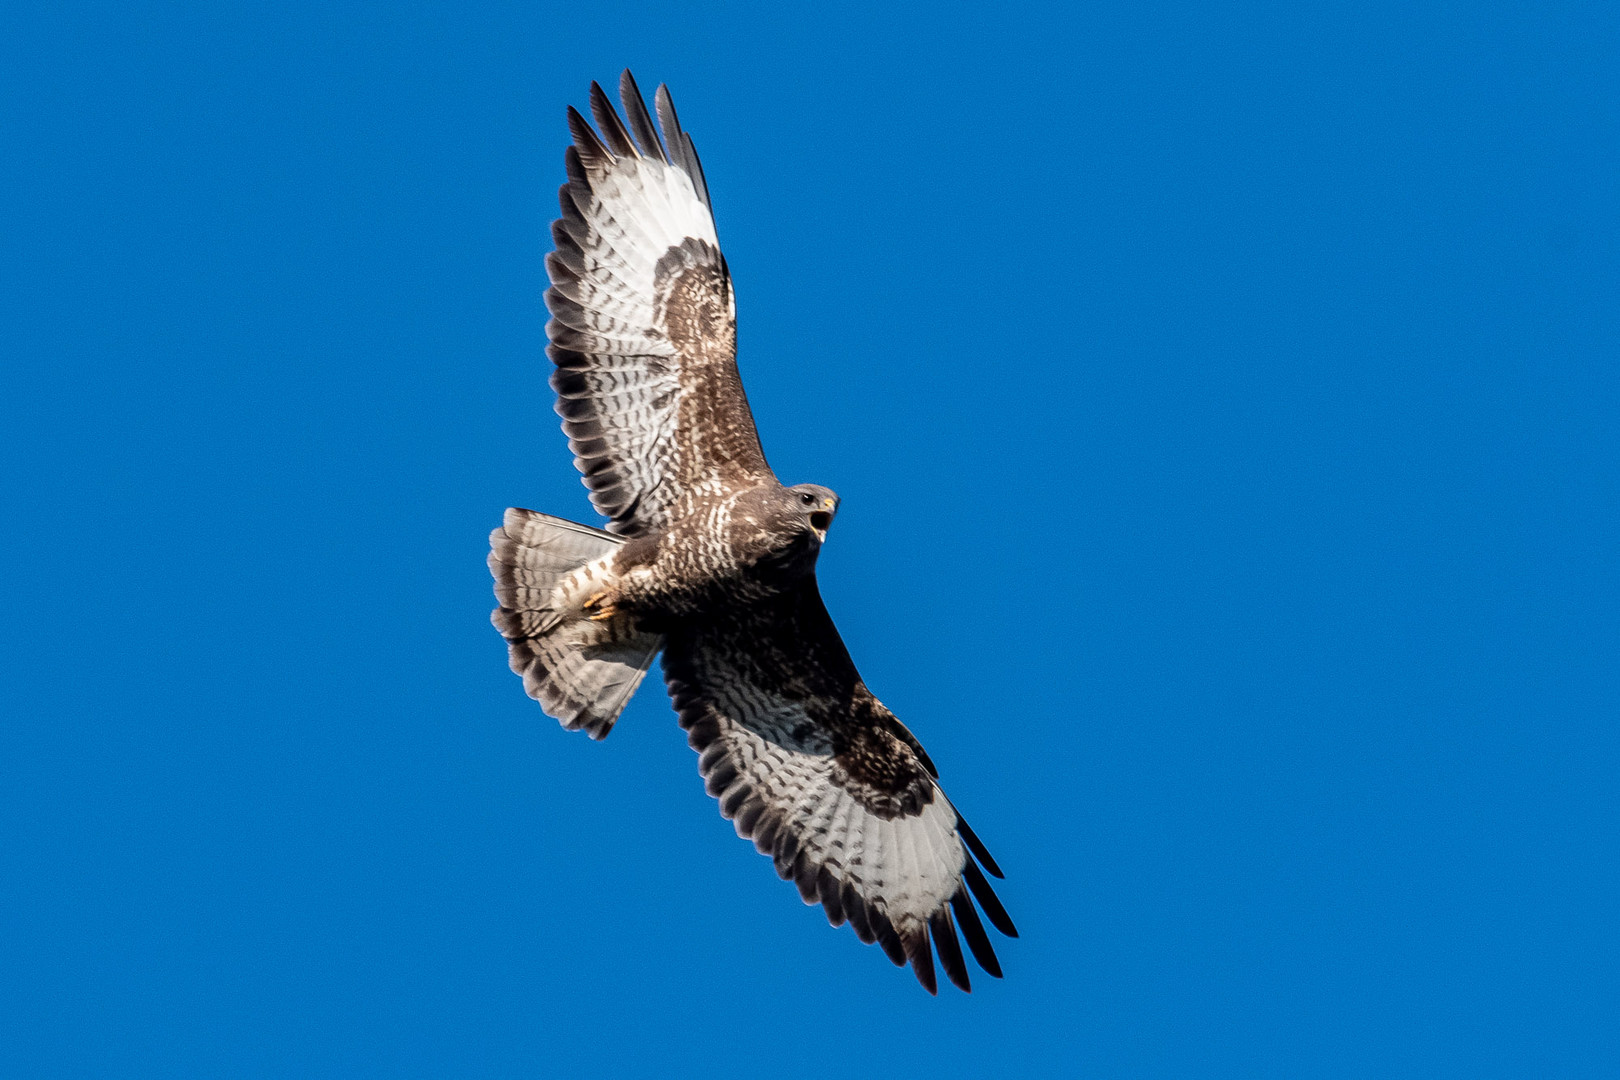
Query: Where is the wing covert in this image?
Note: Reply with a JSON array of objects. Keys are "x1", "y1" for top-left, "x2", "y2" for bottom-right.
[{"x1": 547, "y1": 71, "x2": 772, "y2": 538}]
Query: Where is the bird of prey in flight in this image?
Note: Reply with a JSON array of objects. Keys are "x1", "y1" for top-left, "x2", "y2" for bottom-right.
[{"x1": 489, "y1": 71, "x2": 1016, "y2": 993}]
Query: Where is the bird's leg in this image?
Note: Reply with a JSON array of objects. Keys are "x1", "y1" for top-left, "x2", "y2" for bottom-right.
[{"x1": 583, "y1": 589, "x2": 618, "y2": 621}]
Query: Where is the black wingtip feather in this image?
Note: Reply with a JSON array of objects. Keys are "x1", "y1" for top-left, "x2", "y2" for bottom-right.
[
  {"x1": 752, "y1": 813, "x2": 780, "y2": 856},
  {"x1": 817, "y1": 867, "x2": 845, "y2": 927},
  {"x1": 704, "y1": 760, "x2": 739, "y2": 798},
  {"x1": 950, "y1": 887, "x2": 1003, "y2": 978},
  {"x1": 549, "y1": 217, "x2": 574, "y2": 254},
  {"x1": 791, "y1": 851, "x2": 819, "y2": 904},
  {"x1": 736, "y1": 798, "x2": 764, "y2": 837},
  {"x1": 955, "y1": 812, "x2": 1005, "y2": 879},
  {"x1": 653, "y1": 84, "x2": 685, "y2": 172},
  {"x1": 871, "y1": 909, "x2": 906, "y2": 967},
  {"x1": 963, "y1": 859, "x2": 1018, "y2": 938},
  {"x1": 684, "y1": 718, "x2": 719, "y2": 750},
  {"x1": 718, "y1": 781, "x2": 749, "y2": 818},
  {"x1": 556, "y1": 181, "x2": 592, "y2": 230},
  {"x1": 930, "y1": 908, "x2": 971, "y2": 992},
  {"x1": 653, "y1": 83, "x2": 681, "y2": 137},
  {"x1": 552, "y1": 216, "x2": 592, "y2": 258},
  {"x1": 565, "y1": 106, "x2": 609, "y2": 163},
  {"x1": 544, "y1": 249, "x2": 578, "y2": 285},
  {"x1": 680, "y1": 131, "x2": 711, "y2": 209},
  {"x1": 588, "y1": 81, "x2": 636, "y2": 158},
  {"x1": 773, "y1": 829, "x2": 800, "y2": 879},
  {"x1": 618, "y1": 70, "x2": 667, "y2": 162},
  {"x1": 650, "y1": 83, "x2": 712, "y2": 213},
  {"x1": 562, "y1": 145, "x2": 589, "y2": 193},
  {"x1": 548, "y1": 246, "x2": 584, "y2": 283},
  {"x1": 845, "y1": 885, "x2": 875, "y2": 944},
  {"x1": 910, "y1": 931, "x2": 939, "y2": 995}
]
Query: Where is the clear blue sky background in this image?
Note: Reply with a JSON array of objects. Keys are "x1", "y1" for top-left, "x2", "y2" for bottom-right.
[{"x1": 3, "y1": 2, "x2": 1616, "y2": 1076}]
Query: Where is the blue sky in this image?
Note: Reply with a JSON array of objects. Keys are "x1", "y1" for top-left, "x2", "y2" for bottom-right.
[{"x1": 3, "y1": 1, "x2": 1616, "y2": 1076}]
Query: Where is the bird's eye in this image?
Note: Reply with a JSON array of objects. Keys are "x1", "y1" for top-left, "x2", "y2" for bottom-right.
[{"x1": 799, "y1": 492, "x2": 815, "y2": 505}]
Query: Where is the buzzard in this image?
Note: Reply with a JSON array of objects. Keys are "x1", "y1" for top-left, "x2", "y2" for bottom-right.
[{"x1": 489, "y1": 72, "x2": 1016, "y2": 993}]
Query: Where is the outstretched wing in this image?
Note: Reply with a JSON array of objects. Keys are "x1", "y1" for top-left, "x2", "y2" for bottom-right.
[
  {"x1": 662, "y1": 580, "x2": 1017, "y2": 993},
  {"x1": 547, "y1": 71, "x2": 772, "y2": 538}
]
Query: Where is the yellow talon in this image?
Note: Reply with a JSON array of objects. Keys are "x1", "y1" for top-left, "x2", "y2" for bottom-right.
[{"x1": 584, "y1": 591, "x2": 616, "y2": 621}]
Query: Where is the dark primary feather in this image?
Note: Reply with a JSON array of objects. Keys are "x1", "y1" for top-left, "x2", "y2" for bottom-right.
[
  {"x1": 963, "y1": 858, "x2": 1018, "y2": 938},
  {"x1": 588, "y1": 81, "x2": 637, "y2": 158},
  {"x1": 566, "y1": 106, "x2": 609, "y2": 163},
  {"x1": 654, "y1": 84, "x2": 711, "y2": 212},
  {"x1": 951, "y1": 887, "x2": 1003, "y2": 978},
  {"x1": 619, "y1": 70, "x2": 667, "y2": 161},
  {"x1": 931, "y1": 907, "x2": 971, "y2": 992},
  {"x1": 679, "y1": 131, "x2": 710, "y2": 210},
  {"x1": 955, "y1": 811, "x2": 1005, "y2": 878},
  {"x1": 910, "y1": 930, "x2": 938, "y2": 995}
]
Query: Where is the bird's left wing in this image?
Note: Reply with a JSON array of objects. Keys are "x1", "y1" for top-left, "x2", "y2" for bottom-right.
[
  {"x1": 662, "y1": 580, "x2": 1017, "y2": 993},
  {"x1": 546, "y1": 72, "x2": 772, "y2": 538}
]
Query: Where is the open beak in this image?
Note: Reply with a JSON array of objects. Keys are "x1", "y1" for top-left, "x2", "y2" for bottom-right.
[{"x1": 809, "y1": 497, "x2": 835, "y2": 534}]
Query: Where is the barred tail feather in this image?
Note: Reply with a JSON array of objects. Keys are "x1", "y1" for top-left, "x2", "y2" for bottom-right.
[{"x1": 488, "y1": 508, "x2": 663, "y2": 739}]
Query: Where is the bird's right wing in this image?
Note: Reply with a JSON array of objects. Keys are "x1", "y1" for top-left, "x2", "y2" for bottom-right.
[
  {"x1": 661, "y1": 579, "x2": 1017, "y2": 994},
  {"x1": 546, "y1": 72, "x2": 773, "y2": 538}
]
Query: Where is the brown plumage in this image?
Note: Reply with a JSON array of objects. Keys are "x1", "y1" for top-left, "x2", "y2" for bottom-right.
[{"x1": 489, "y1": 71, "x2": 1015, "y2": 993}]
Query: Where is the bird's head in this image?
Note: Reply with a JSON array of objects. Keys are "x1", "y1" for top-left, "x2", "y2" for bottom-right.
[
  {"x1": 786, "y1": 483, "x2": 839, "y2": 541},
  {"x1": 732, "y1": 483, "x2": 842, "y2": 585}
]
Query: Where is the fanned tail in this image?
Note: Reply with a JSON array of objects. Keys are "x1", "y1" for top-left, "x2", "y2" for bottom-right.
[{"x1": 488, "y1": 508, "x2": 662, "y2": 739}]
